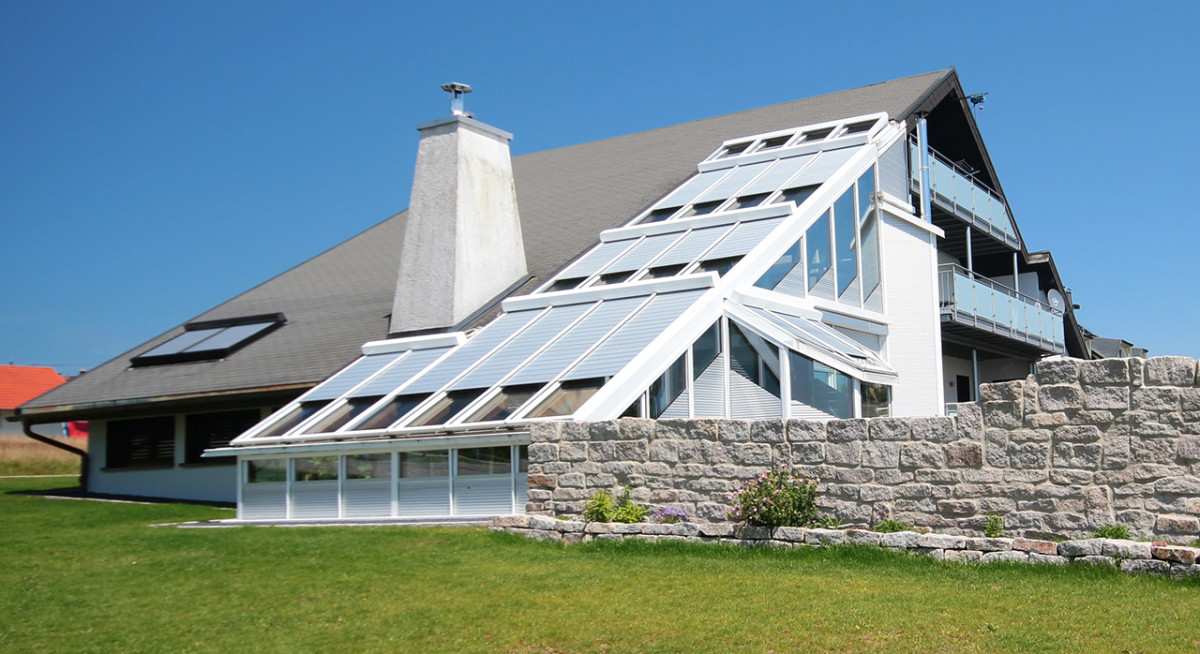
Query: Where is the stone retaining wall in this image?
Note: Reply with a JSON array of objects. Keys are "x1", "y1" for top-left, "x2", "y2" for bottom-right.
[
  {"x1": 526, "y1": 356, "x2": 1200, "y2": 540},
  {"x1": 491, "y1": 515, "x2": 1200, "y2": 579}
]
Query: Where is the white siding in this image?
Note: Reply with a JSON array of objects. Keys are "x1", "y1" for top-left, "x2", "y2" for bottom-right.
[
  {"x1": 342, "y1": 479, "x2": 392, "y2": 518},
  {"x1": 692, "y1": 353, "x2": 727, "y2": 417},
  {"x1": 453, "y1": 476, "x2": 514, "y2": 515},
  {"x1": 729, "y1": 371, "x2": 782, "y2": 419},
  {"x1": 880, "y1": 215, "x2": 942, "y2": 416},
  {"x1": 878, "y1": 138, "x2": 909, "y2": 200}
]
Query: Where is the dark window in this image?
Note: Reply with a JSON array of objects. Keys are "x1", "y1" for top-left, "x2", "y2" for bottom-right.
[
  {"x1": 956, "y1": 375, "x2": 972, "y2": 403},
  {"x1": 457, "y1": 446, "x2": 512, "y2": 476},
  {"x1": 697, "y1": 256, "x2": 742, "y2": 277},
  {"x1": 547, "y1": 277, "x2": 586, "y2": 292},
  {"x1": 802, "y1": 127, "x2": 834, "y2": 141},
  {"x1": 844, "y1": 120, "x2": 876, "y2": 134},
  {"x1": 591, "y1": 271, "x2": 633, "y2": 286},
  {"x1": 649, "y1": 354, "x2": 687, "y2": 418},
  {"x1": 729, "y1": 193, "x2": 771, "y2": 210},
  {"x1": 255, "y1": 400, "x2": 330, "y2": 438},
  {"x1": 757, "y1": 135, "x2": 791, "y2": 151},
  {"x1": 754, "y1": 241, "x2": 802, "y2": 290},
  {"x1": 408, "y1": 389, "x2": 485, "y2": 427},
  {"x1": 107, "y1": 416, "x2": 175, "y2": 468},
  {"x1": 692, "y1": 322, "x2": 722, "y2": 379},
  {"x1": 353, "y1": 394, "x2": 428, "y2": 431},
  {"x1": 721, "y1": 141, "x2": 752, "y2": 157},
  {"x1": 641, "y1": 207, "x2": 679, "y2": 223},
  {"x1": 302, "y1": 396, "x2": 383, "y2": 434},
  {"x1": 641, "y1": 263, "x2": 687, "y2": 280},
  {"x1": 775, "y1": 185, "x2": 818, "y2": 207},
  {"x1": 682, "y1": 200, "x2": 724, "y2": 218},
  {"x1": 131, "y1": 313, "x2": 285, "y2": 366},
  {"x1": 185, "y1": 409, "x2": 260, "y2": 464}
]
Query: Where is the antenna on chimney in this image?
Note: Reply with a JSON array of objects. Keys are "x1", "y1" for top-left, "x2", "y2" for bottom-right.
[{"x1": 441, "y1": 82, "x2": 473, "y2": 117}]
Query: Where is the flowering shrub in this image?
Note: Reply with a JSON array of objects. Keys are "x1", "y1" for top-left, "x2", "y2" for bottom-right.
[
  {"x1": 727, "y1": 468, "x2": 820, "y2": 528},
  {"x1": 651, "y1": 506, "x2": 689, "y2": 524},
  {"x1": 583, "y1": 486, "x2": 648, "y2": 523}
]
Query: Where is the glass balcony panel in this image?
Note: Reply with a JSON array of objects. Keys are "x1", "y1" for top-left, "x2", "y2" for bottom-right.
[{"x1": 940, "y1": 265, "x2": 1064, "y2": 352}]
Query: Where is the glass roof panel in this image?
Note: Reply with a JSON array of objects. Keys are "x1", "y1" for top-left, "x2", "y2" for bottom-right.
[
  {"x1": 138, "y1": 328, "x2": 223, "y2": 358},
  {"x1": 653, "y1": 169, "x2": 727, "y2": 210},
  {"x1": 557, "y1": 239, "x2": 638, "y2": 281},
  {"x1": 183, "y1": 322, "x2": 273, "y2": 353},
  {"x1": 703, "y1": 217, "x2": 784, "y2": 261},
  {"x1": 300, "y1": 352, "x2": 407, "y2": 402},
  {"x1": 739, "y1": 154, "x2": 816, "y2": 197},
  {"x1": 505, "y1": 296, "x2": 646, "y2": 385},
  {"x1": 651, "y1": 225, "x2": 734, "y2": 268},
  {"x1": 601, "y1": 233, "x2": 683, "y2": 274},
  {"x1": 563, "y1": 289, "x2": 705, "y2": 381},
  {"x1": 784, "y1": 147, "x2": 859, "y2": 189},
  {"x1": 403, "y1": 310, "x2": 542, "y2": 394},
  {"x1": 351, "y1": 346, "x2": 452, "y2": 397},
  {"x1": 449, "y1": 303, "x2": 592, "y2": 391},
  {"x1": 692, "y1": 161, "x2": 772, "y2": 204}
]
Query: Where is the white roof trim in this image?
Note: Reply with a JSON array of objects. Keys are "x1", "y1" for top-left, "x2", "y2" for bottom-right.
[
  {"x1": 362, "y1": 332, "x2": 467, "y2": 355},
  {"x1": 600, "y1": 204, "x2": 791, "y2": 242},
  {"x1": 503, "y1": 273, "x2": 714, "y2": 312}
]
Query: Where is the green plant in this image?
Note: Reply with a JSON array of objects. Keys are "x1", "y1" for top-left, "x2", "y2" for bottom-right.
[
  {"x1": 816, "y1": 516, "x2": 841, "y2": 529},
  {"x1": 984, "y1": 514, "x2": 1004, "y2": 538},
  {"x1": 874, "y1": 519, "x2": 911, "y2": 533},
  {"x1": 727, "y1": 468, "x2": 820, "y2": 528},
  {"x1": 1092, "y1": 524, "x2": 1131, "y2": 540},
  {"x1": 583, "y1": 486, "x2": 646, "y2": 523}
]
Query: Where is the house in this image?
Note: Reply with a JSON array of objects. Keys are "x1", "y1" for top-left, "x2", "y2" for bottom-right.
[
  {"x1": 16, "y1": 69, "x2": 1086, "y2": 513},
  {"x1": 0, "y1": 365, "x2": 73, "y2": 438}
]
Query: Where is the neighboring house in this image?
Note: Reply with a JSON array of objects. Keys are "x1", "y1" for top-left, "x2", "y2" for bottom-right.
[
  {"x1": 17, "y1": 68, "x2": 1086, "y2": 512},
  {"x1": 1081, "y1": 326, "x2": 1149, "y2": 360},
  {"x1": 0, "y1": 365, "x2": 70, "y2": 438}
]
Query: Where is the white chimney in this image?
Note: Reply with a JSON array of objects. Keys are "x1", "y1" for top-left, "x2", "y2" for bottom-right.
[{"x1": 389, "y1": 83, "x2": 528, "y2": 335}]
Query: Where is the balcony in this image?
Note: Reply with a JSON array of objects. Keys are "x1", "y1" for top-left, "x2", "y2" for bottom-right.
[
  {"x1": 911, "y1": 142, "x2": 1021, "y2": 251},
  {"x1": 938, "y1": 264, "x2": 1064, "y2": 354}
]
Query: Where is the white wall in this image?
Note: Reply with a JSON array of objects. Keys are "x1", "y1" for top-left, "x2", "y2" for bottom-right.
[
  {"x1": 88, "y1": 408, "x2": 271, "y2": 504},
  {"x1": 879, "y1": 213, "x2": 943, "y2": 416}
]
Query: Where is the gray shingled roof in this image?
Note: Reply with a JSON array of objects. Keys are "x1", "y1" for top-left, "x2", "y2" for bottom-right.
[{"x1": 23, "y1": 69, "x2": 951, "y2": 415}]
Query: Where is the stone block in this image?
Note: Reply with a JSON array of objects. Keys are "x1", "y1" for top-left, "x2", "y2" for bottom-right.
[
  {"x1": 916, "y1": 548, "x2": 945, "y2": 560},
  {"x1": 938, "y1": 500, "x2": 977, "y2": 517},
  {"x1": 984, "y1": 429, "x2": 1008, "y2": 467},
  {"x1": 821, "y1": 467, "x2": 874, "y2": 483},
  {"x1": 1027, "y1": 412, "x2": 1068, "y2": 428},
  {"x1": 955, "y1": 403, "x2": 983, "y2": 439},
  {"x1": 1054, "y1": 442, "x2": 1101, "y2": 470},
  {"x1": 1054, "y1": 424, "x2": 1101, "y2": 443},
  {"x1": 1120, "y1": 559, "x2": 1172, "y2": 576},
  {"x1": 843, "y1": 529, "x2": 883, "y2": 546},
  {"x1": 1074, "y1": 555, "x2": 1116, "y2": 567},
  {"x1": 717, "y1": 420, "x2": 751, "y2": 442},
  {"x1": 1050, "y1": 470, "x2": 1093, "y2": 485},
  {"x1": 944, "y1": 549, "x2": 982, "y2": 563},
  {"x1": 554, "y1": 520, "x2": 586, "y2": 533},
  {"x1": 961, "y1": 469, "x2": 1004, "y2": 483},
  {"x1": 867, "y1": 417, "x2": 912, "y2": 441},
  {"x1": 1009, "y1": 442, "x2": 1050, "y2": 469},
  {"x1": 827, "y1": 419, "x2": 867, "y2": 442},
  {"x1": 918, "y1": 533, "x2": 966, "y2": 549},
  {"x1": 1012, "y1": 538, "x2": 1057, "y2": 555},
  {"x1": 1058, "y1": 539, "x2": 1105, "y2": 557},
  {"x1": 1101, "y1": 539, "x2": 1152, "y2": 559},
  {"x1": 1131, "y1": 387, "x2": 1180, "y2": 412},
  {"x1": 1154, "y1": 476, "x2": 1200, "y2": 494},
  {"x1": 749, "y1": 420, "x2": 786, "y2": 443},
  {"x1": 1009, "y1": 428, "x2": 1051, "y2": 442},
  {"x1": 1151, "y1": 545, "x2": 1199, "y2": 564},
  {"x1": 1144, "y1": 356, "x2": 1197, "y2": 387},
  {"x1": 859, "y1": 485, "x2": 893, "y2": 502},
  {"x1": 982, "y1": 401, "x2": 1022, "y2": 429},
  {"x1": 1182, "y1": 388, "x2": 1200, "y2": 412},
  {"x1": 658, "y1": 418, "x2": 718, "y2": 441},
  {"x1": 528, "y1": 443, "x2": 559, "y2": 462},
  {"x1": 557, "y1": 473, "x2": 585, "y2": 488},
  {"x1": 1036, "y1": 358, "x2": 1081, "y2": 384},
  {"x1": 1080, "y1": 358, "x2": 1130, "y2": 385},
  {"x1": 770, "y1": 526, "x2": 806, "y2": 542},
  {"x1": 946, "y1": 441, "x2": 983, "y2": 467},
  {"x1": 1178, "y1": 436, "x2": 1200, "y2": 462},
  {"x1": 915, "y1": 469, "x2": 961, "y2": 484},
  {"x1": 530, "y1": 422, "x2": 562, "y2": 443},
  {"x1": 911, "y1": 417, "x2": 957, "y2": 443},
  {"x1": 860, "y1": 441, "x2": 900, "y2": 468},
  {"x1": 900, "y1": 442, "x2": 943, "y2": 468},
  {"x1": 879, "y1": 531, "x2": 920, "y2": 548},
  {"x1": 559, "y1": 441, "x2": 588, "y2": 462},
  {"x1": 730, "y1": 442, "x2": 773, "y2": 466},
  {"x1": 696, "y1": 503, "x2": 729, "y2": 522},
  {"x1": 1155, "y1": 515, "x2": 1200, "y2": 534},
  {"x1": 1029, "y1": 553, "x2": 1068, "y2": 565},
  {"x1": 1083, "y1": 386, "x2": 1129, "y2": 411},
  {"x1": 1075, "y1": 410, "x2": 1115, "y2": 425},
  {"x1": 792, "y1": 441, "x2": 824, "y2": 464},
  {"x1": 618, "y1": 417, "x2": 655, "y2": 441},
  {"x1": 982, "y1": 550, "x2": 1029, "y2": 564},
  {"x1": 648, "y1": 440, "x2": 678, "y2": 463},
  {"x1": 492, "y1": 515, "x2": 531, "y2": 529},
  {"x1": 1130, "y1": 437, "x2": 1175, "y2": 465},
  {"x1": 805, "y1": 528, "x2": 844, "y2": 546},
  {"x1": 1039, "y1": 384, "x2": 1085, "y2": 412},
  {"x1": 980, "y1": 380, "x2": 1025, "y2": 402},
  {"x1": 979, "y1": 498, "x2": 1017, "y2": 514},
  {"x1": 964, "y1": 537, "x2": 1013, "y2": 552},
  {"x1": 825, "y1": 441, "x2": 862, "y2": 466}
]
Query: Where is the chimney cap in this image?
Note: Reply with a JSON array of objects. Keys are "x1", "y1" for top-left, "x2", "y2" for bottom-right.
[
  {"x1": 441, "y1": 82, "x2": 473, "y2": 117},
  {"x1": 441, "y1": 82, "x2": 472, "y2": 95}
]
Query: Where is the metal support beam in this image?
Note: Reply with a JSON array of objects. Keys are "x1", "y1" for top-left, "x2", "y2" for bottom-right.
[
  {"x1": 966, "y1": 225, "x2": 974, "y2": 273},
  {"x1": 917, "y1": 117, "x2": 932, "y2": 222},
  {"x1": 971, "y1": 348, "x2": 980, "y2": 401}
]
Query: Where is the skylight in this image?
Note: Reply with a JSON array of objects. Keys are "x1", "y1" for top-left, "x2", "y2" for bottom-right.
[{"x1": 132, "y1": 313, "x2": 284, "y2": 366}]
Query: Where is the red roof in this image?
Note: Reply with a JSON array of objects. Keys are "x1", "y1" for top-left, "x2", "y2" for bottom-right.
[{"x1": 0, "y1": 365, "x2": 68, "y2": 409}]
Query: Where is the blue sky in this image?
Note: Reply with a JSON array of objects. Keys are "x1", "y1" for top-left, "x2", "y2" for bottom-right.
[{"x1": 2, "y1": 1, "x2": 1197, "y2": 375}]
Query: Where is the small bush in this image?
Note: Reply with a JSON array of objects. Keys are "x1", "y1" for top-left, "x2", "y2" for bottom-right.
[
  {"x1": 727, "y1": 468, "x2": 819, "y2": 528},
  {"x1": 984, "y1": 514, "x2": 1004, "y2": 538},
  {"x1": 1092, "y1": 524, "x2": 1131, "y2": 540},
  {"x1": 874, "y1": 519, "x2": 911, "y2": 533},
  {"x1": 651, "y1": 506, "x2": 689, "y2": 524},
  {"x1": 583, "y1": 486, "x2": 647, "y2": 523}
]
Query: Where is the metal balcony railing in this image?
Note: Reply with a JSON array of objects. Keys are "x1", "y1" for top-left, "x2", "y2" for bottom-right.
[
  {"x1": 938, "y1": 264, "x2": 1065, "y2": 353},
  {"x1": 911, "y1": 141, "x2": 1021, "y2": 250}
]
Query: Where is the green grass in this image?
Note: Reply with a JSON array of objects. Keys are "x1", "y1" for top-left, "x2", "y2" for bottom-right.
[{"x1": 2, "y1": 477, "x2": 1198, "y2": 653}]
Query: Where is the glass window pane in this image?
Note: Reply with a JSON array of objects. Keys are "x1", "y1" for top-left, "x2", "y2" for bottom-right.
[
  {"x1": 457, "y1": 446, "x2": 512, "y2": 476},
  {"x1": 346, "y1": 453, "x2": 391, "y2": 480},
  {"x1": 408, "y1": 390, "x2": 485, "y2": 427},
  {"x1": 692, "y1": 322, "x2": 722, "y2": 380},
  {"x1": 834, "y1": 188, "x2": 857, "y2": 296},
  {"x1": 527, "y1": 378, "x2": 604, "y2": 418},
  {"x1": 462, "y1": 385, "x2": 542, "y2": 423},
  {"x1": 304, "y1": 396, "x2": 384, "y2": 434},
  {"x1": 255, "y1": 401, "x2": 330, "y2": 438},
  {"x1": 648, "y1": 354, "x2": 687, "y2": 419},
  {"x1": 682, "y1": 200, "x2": 723, "y2": 218},
  {"x1": 861, "y1": 383, "x2": 891, "y2": 418},
  {"x1": 729, "y1": 193, "x2": 770, "y2": 210},
  {"x1": 247, "y1": 458, "x2": 286, "y2": 483},
  {"x1": 352, "y1": 394, "x2": 428, "y2": 431},
  {"x1": 754, "y1": 241, "x2": 802, "y2": 290},
  {"x1": 697, "y1": 256, "x2": 741, "y2": 277},
  {"x1": 518, "y1": 445, "x2": 529, "y2": 474},
  {"x1": 775, "y1": 185, "x2": 818, "y2": 208},
  {"x1": 401, "y1": 450, "x2": 449, "y2": 478},
  {"x1": 806, "y1": 210, "x2": 832, "y2": 290},
  {"x1": 294, "y1": 456, "x2": 338, "y2": 482}
]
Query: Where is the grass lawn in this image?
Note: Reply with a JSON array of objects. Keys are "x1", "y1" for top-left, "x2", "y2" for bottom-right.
[{"x1": 2, "y1": 477, "x2": 1198, "y2": 653}]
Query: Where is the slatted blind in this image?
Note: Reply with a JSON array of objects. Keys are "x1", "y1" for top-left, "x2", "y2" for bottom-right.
[
  {"x1": 558, "y1": 239, "x2": 637, "y2": 280},
  {"x1": 505, "y1": 296, "x2": 645, "y2": 385},
  {"x1": 603, "y1": 233, "x2": 684, "y2": 273},
  {"x1": 352, "y1": 347, "x2": 451, "y2": 397},
  {"x1": 563, "y1": 290, "x2": 703, "y2": 380},
  {"x1": 404, "y1": 310, "x2": 541, "y2": 393},
  {"x1": 301, "y1": 353, "x2": 404, "y2": 402},
  {"x1": 740, "y1": 154, "x2": 816, "y2": 196},
  {"x1": 652, "y1": 225, "x2": 733, "y2": 267},
  {"x1": 653, "y1": 169, "x2": 727, "y2": 209},
  {"x1": 703, "y1": 217, "x2": 784, "y2": 260},
  {"x1": 449, "y1": 303, "x2": 591, "y2": 390},
  {"x1": 784, "y1": 146, "x2": 858, "y2": 188},
  {"x1": 693, "y1": 161, "x2": 772, "y2": 204}
]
